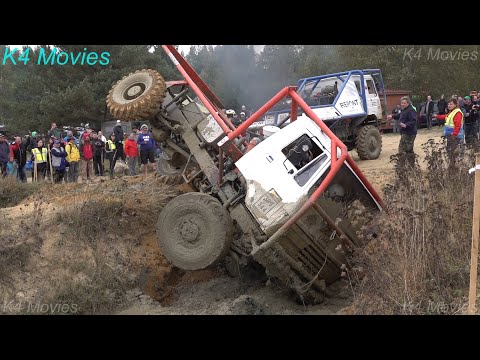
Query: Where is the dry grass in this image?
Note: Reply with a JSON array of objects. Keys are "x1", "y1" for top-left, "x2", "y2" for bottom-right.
[
  {"x1": 349, "y1": 139, "x2": 479, "y2": 314},
  {"x1": 38, "y1": 177, "x2": 180, "y2": 314},
  {"x1": 0, "y1": 177, "x2": 48, "y2": 208}
]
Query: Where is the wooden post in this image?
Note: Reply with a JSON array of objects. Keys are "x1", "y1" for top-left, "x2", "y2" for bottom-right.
[
  {"x1": 468, "y1": 153, "x2": 480, "y2": 315},
  {"x1": 48, "y1": 148, "x2": 54, "y2": 183},
  {"x1": 33, "y1": 157, "x2": 37, "y2": 182}
]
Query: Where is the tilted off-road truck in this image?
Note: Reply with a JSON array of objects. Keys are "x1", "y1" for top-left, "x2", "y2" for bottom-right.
[{"x1": 106, "y1": 45, "x2": 384, "y2": 303}]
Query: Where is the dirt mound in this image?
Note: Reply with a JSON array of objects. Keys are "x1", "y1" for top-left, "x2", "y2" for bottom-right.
[{"x1": 0, "y1": 176, "x2": 183, "y2": 314}]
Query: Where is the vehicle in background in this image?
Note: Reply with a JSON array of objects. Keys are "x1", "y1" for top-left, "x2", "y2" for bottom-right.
[{"x1": 251, "y1": 70, "x2": 386, "y2": 160}]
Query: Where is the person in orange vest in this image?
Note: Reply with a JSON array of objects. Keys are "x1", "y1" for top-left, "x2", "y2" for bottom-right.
[
  {"x1": 433, "y1": 97, "x2": 464, "y2": 163},
  {"x1": 125, "y1": 133, "x2": 139, "y2": 176}
]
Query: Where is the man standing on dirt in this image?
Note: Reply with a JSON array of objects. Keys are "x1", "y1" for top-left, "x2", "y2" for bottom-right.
[
  {"x1": 392, "y1": 105, "x2": 401, "y2": 133},
  {"x1": 462, "y1": 96, "x2": 477, "y2": 141},
  {"x1": 425, "y1": 95, "x2": 434, "y2": 130},
  {"x1": 433, "y1": 97, "x2": 464, "y2": 163},
  {"x1": 125, "y1": 133, "x2": 139, "y2": 176},
  {"x1": 65, "y1": 133, "x2": 80, "y2": 183},
  {"x1": 91, "y1": 132, "x2": 105, "y2": 176},
  {"x1": 106, "y1": 133, "x2": 119, "y2": 179},
  {"x1": 31, "y1": 139, "x2": 48, "y2": 181},
  {"x1": 137, "y1": 124, "x2": 155, "y2": 173},
  {"x1": 10, "y1": 135, "x2": 31, "y2": 182},
  {"x1": 387, "y1": 96, "x2": 417, "y2": 156},
  {"x1": 80, "y1": 134, "x2": 94, "y2": 181},
  {"x1": 51, "y1": 140, "x2": 67, "y2": 183},
  {"x1": 438, "y1": 94, "x2": 447, "y2": 116},
  {"x1": 114, "y1": 120, "x2": 126, "y2": 162}
]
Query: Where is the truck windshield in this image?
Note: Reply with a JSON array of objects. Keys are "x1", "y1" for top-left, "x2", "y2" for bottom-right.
[{"x1": 298, "y1": 77, "x2": 344, "y2": 107}]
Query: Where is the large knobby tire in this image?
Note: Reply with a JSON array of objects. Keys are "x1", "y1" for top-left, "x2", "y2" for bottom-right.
[
  {"x1": 106, "y1": 69, "x2": 166, "y2": 121},
  {"x1": 156, "y1": 192, "x2": 234, "y2": 270},
  {"x1": 355, "y1": 125, "x2": 382, "y2": 160}
]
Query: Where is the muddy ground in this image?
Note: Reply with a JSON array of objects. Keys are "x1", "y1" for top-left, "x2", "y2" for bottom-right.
[{"x1": 0, "y1": 127, "x2": 444, "y2": 315}]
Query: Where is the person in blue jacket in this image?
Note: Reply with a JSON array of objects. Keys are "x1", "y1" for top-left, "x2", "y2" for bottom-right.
[{"x1": 137, "y1": 124, "x2": 156, "y2": 172}]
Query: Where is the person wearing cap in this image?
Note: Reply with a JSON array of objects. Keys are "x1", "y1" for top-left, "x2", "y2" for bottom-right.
[
  {"x1": 239, "y1": 112, "x2": 247, "y2": 123},
  {"x1": 0, "y1": 134, "x2": 10, "y2": 178},
  {"x1": 51, "y1": 140, "x2": 67, "y2": 183},
  {"x1": 461, "y1": 95, "x2": 477, "y2": 141},
  {"x1": 114, "y1": 120, "x2": 126, "y2": 162},
  {"x1": 28, "y1": 131, "x2": 39, "y2": 151}
]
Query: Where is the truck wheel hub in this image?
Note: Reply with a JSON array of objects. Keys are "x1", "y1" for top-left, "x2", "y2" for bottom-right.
[
  {"x1": 180, "y1": 219, "x2": 200, "y2": 243},
  {"x1": 124, "y1": 83, "x2": 145, "y2": 100}
]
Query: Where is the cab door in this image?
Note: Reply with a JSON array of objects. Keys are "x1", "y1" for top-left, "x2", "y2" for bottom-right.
[{"x1": 365, "y1": 79, "x2": 382, "y2": 119}]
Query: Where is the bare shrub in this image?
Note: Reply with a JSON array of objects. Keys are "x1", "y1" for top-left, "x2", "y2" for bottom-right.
[
  {"x1": 350, "y1": 140, "x2": 476, "y2": 314},
  {"x1": 40, "y1": 178, "x2": 180, "y2": 314}
]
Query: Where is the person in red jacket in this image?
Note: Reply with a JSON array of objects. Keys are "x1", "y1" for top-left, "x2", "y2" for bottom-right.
[
  {"x1": 124, "y1": 133, "x2": 139, "y2": 176},
  {"x1": 80, "y1": 134, "x2": 94, "y2": 181},
  {"x1": 433, "y1": 97, "x2": 464, "y2": 163}
]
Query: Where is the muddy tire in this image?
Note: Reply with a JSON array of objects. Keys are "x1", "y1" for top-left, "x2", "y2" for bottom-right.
[
  {"x1": 355, "y1": 125, "x2": 382, "y2": 160},
  {"x1": 157, "y1": 192, "x2": 233, "y2": 270},
  {"x1": 106, "y1": 69, "x2": 166, "y2": 121}
]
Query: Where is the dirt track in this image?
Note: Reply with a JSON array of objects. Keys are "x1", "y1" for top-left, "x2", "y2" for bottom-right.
[{"x1": 352, "y1": 127, "x2": 444, "y2": 195}]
